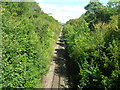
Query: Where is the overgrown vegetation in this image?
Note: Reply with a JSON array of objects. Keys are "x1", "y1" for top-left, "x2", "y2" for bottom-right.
[
  {"x1": 63, "y1": 0, "x2": 120, "y2": 89},
  {"x1": 2, "y1": 2, "x2": 61, "y2": 88}
]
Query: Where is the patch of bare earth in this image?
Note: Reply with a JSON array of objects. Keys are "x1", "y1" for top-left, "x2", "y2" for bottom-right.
[{"x1": 42, "y1": 31, "x2": 69, "y2": 89}]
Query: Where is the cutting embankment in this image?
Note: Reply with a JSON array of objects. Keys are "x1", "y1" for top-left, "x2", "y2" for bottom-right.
[
  {"x1": 2, "y1": 2, "x2": 61, "y2": 88},
  {"x1": 63, "y1": 1, "x2": 120, "y2": 89}
]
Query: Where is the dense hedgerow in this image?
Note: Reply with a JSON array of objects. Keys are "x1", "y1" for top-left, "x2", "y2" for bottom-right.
[
  {"x1": 63, "y1": 1, "x2": 120, "y2": 89},
  {"x1": 64, "y1": 15, "x2": 120, "y2": 89},
  {"x1": 2, "y1": 2, "x2": 61, "y2": 88}
]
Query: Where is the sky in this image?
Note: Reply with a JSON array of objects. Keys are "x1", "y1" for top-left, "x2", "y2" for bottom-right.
[{"x1": 35, "y1": 0, "x2": 109, "y2": 23}]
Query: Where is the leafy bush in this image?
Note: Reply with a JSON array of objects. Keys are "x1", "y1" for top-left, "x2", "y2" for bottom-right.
[
  {"x1": 2, "y1": 2, "x2": 61, "y2": 88},
  {"x1": 63, "y1": 14, "x2": 120, "y2": 89}
]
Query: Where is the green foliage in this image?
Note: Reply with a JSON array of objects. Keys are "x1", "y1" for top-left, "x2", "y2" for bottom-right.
[
  {"x1": 84, "y1": 0, "x2": 119, "y2": 31},
  {"x1": 2, "y1": 2, "x2": 61, "y2": 88},
  {"x1": 63, "y1": 5, "x2": 120, "y2": 89}
]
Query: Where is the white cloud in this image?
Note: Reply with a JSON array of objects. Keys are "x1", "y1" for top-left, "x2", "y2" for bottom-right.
[
  {"x1": 39, "y1": 3, "x2": 86, "y2": 23},
  {"x1": 35, "y1": 0, "x2": 43, "y2": 2},
  {"x1": 36, "y1": 0, "x2": 89, "y2": 3}
]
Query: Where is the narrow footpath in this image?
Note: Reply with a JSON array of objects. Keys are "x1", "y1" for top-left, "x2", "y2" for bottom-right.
[{"x1": 42, "y1": 30, "x2": 69, "y2": 89}]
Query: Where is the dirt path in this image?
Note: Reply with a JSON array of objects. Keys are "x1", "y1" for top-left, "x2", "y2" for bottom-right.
[{"x1": 42, "y1": 30, "x2": 69, "y2": 89}]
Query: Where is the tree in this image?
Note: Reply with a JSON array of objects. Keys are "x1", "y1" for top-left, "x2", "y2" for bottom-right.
[{"x1": 84, "y1": 0, "x2": 104, "y2": 31}]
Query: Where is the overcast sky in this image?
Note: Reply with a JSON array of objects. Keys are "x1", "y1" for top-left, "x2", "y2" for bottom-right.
[{"x1": 35, "y1": 0, "x2": 109, "y2": 23}]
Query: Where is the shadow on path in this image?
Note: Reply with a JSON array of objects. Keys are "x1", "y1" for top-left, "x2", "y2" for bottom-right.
[{"x1": 51, "y1": 33, "x2": 69, "y2": 88}]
